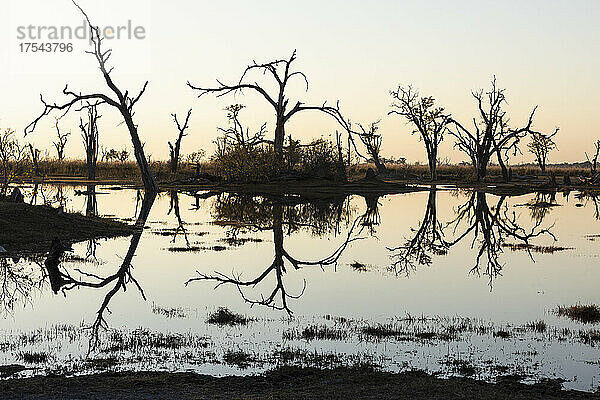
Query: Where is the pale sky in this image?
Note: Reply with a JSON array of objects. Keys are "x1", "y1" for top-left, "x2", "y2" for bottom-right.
[{"x1": 1, "y1": 0, "x2": 598, "y2": 164}]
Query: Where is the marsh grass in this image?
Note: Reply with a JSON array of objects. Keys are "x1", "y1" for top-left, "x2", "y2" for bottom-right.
[
  {"x1": 206, "y1": 307, "x2": 249, "y2": 326},
  {"x1": 103, "y1": 329, "x2": 210, "y2": 352},
  {"x1": 17, "y1": 351, "x2": 49, "y2": 364},
  {"x1": 274, "y1": 347, "x2": 379, "y2": 370},
  {"x1": 442, "y1": 357, "x2": 477, "y2": 376},
  {"x1": 579, "y1": 330, "x2": 600, "y2": 346},
  {"x1": 223, "y1": 349, "x2": 257, "y2": 369},
  {"x1": 557, "y1": 304, "x2": 600, "y2": 324},
  {"x1": 151, "y1": 303, "x2": 187, "y2": 319},
  {"x1": 166, "y1": 245, "x2": 227, "y2": 253},
  {"x1": 218, "y1": 237, "x2": 263, "y2": 246},
  {"x1": 493, "y1": 330, "x2": 511, "y2": 339},
  {"x1": 526, "y1": 320, "x2": 547, "y2": 333},
  {"x1": 349, "y1": 261, "x2": 369, "y2": 272},
  {"x1": 284, "y1": 325, "x2": 349, "y2": 341},
  {"x1": 502, "y1": 243, "x2": 573, "y2": 253}
]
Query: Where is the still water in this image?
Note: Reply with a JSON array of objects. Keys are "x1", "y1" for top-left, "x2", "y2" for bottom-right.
[{"x1": 1, "y1": 185, "x2": 599, "y2": 390}]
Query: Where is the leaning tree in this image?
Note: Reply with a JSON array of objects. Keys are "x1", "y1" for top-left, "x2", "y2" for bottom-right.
[
  {"x1": 168, "y1": 108, "x2": 192, "y2": 173},
  {"x1": 448, "y1": 77, "x2": 538, "y2": 182},
  {"x1": 389, "y1": 85, "x2": 452, "y2": 180},
  {"x1": 187, "y1": 50, "x2": 338, "y2": 165},
  {"x1": 25, "y1": 1, "x2": 157, "y2": 192}
]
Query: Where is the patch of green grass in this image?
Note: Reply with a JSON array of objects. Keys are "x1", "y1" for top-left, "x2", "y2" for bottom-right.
[
  {"x1": 207, "y1": 307, "x2": 249, "y2": 326},
  {"x1": 557, "y1": 304, "x2": 600, "y2": 324}
]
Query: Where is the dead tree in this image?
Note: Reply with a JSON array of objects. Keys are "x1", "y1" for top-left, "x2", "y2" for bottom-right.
[
  {"x1": 528, "y1": 128, "x2": 558, "y2": 173},
  {"x1": 320, "y1": 104, "x2": 388, "y2": 175},
  {"x1": 24, "y1": 1, "x2": 157, "y2": 192},
  {"x1": 79, "y1": 103, "x2": 100, "y2": 180},
  {"x1": 217, "y1": 104, "x2": 267, "y2": 148},
  {"x1": 0, "y1": 128, "x2": 28, "y2": 195},
  {"x1": 52, "y1": 117, "x2": 70, "y2": 161},
  {"x1": 448, "y1": 77, "x2": 537, "y2": 182},
  {"x1": 389, "y1": 85, "x2": 452, "y2": 180},
  {"x1": 585, "y1": 140, "x2": 600, "y2": 175},
  {"x1": 28, "y1": 144, "x2": 42, "y2": 177},
  {"x1": 388, "y1": 189, "x2": 448, "y2": 276},
  {"x1": 186, "y1": 194, "x2": 364, "y2": 314},
  {"x1": 445, "y1": 191, "x2": 555, "y2": 288},
  {"x1": 187, "y1": 50, "x2": 338, "y2": 165},
  {"x1": 45, "y1": 191, "x2": 156, "y2": 349},
  {"x1": 168, "y1": 108, "x2": 192, "y2": 173},
  {"x1": 168, "y1": 191, "x2": 190, "y2": 247},
  {"x1": 353, "y1": 121, "x2": 386, "y2": 174}
]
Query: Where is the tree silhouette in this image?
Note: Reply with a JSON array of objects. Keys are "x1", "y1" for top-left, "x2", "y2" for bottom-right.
[
  {"x1": 169, "y1": 108, "x2": 192, "y2": 173},
  {"x1": 187, "y1": 50, "x2": 338, "y2": 165},
  {"x1": 389, "y1": 86, "x2": 452, "y2": 180},
  {"x1": 448, "y1": 77, "x2": 537, "y2": 182},
  {"x1": 25, "y1": 1, "x2": 157, "y2": 192}
]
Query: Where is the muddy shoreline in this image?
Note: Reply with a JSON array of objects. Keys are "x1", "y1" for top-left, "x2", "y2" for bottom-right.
[{"x1": 1, "y1": 367, "x2": 598, "y2": 400}]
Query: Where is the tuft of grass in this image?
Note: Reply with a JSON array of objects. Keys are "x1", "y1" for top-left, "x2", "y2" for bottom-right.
[
  {"x1": 17, "y1": 351, "x2": 49, "y2": 364},
  {"x1": 207, "y1": 307, "x2": 249, "y2": 326},
  {"x1": 361, "y1": 324, "x2": 404, "y2": 339},
  {"x1": 526, "y1": 320, "x2": 547, "y2": 333},
  {"x1": 285, "y1": 325, "x2": 348, "y2": 341},
  {"x1": 151, "y1": 303, "x2": 187, "y2": 319},
  {"x1": 493, "y1": 330, "x2": 511, "y2": 339},
  {"x1": 557, "y1": 304, "x2": 600, "y2": 324},
  {"x1": 349, "y1": 261, "x2": 368, "y2": 272},
  {"x1": 579, "y1": 330, "x2": 600, "y2": 346},
  {"x1": 223, "y1": 350, "x2": 256, "y2": 369}
]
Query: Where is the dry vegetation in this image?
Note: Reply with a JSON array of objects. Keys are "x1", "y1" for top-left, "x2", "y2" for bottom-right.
[{"x1": 557, "y1": 304, "x2": 600, "y2": 324}]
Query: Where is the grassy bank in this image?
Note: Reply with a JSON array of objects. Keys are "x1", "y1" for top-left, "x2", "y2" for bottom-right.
[
  {"x1": 0, "y1": 367, "x2": 597, "y2": 400},
  {"x1": 0, "y1": 201, "x2": 134, "y2": 254},
  {"x1": 10, "y1": 159, "x2": 593, "y2": 184}
]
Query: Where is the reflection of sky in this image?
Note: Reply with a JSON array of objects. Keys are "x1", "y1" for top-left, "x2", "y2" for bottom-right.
[{"x1": 2, "y1": 186, "x2": 600, "y2": 390}]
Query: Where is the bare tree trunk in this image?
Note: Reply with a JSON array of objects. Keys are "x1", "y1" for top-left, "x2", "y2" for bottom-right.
[
  {"x1": 123, "y1": 113, "x2": 157, "y2": 192},
  {"x1": 495, "y1": 148, "x2": 509, "y2": 182},
  {"x1": 28, "y1": 144, "x2": 41, "y2": 177},
  {"x1": 428, "y1": 150, "x2": 438, "y2": 181},
  {"x1": 274, "y1": 116, "x2": 285, "y2": 166}
]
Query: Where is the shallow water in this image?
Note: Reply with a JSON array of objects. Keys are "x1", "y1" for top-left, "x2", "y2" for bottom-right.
[{"x1": 1, "y1": 185, "x2": 600, "y2": 391}]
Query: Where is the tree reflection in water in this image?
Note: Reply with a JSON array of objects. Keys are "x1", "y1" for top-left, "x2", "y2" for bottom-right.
[
  {"x1": 390, "y1": 189, "x2": 557, "y2": 288},
  {"x1": 187, "y1": 193, "x2": 372, "y2": 314},
  {"x1": 43, "y1": 191, "x2": 156, "y2": 349}
]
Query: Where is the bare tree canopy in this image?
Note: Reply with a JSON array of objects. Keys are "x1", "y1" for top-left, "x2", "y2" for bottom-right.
[
  {"x1": 168, "y1": 108, "x2": 192, "y2": 173},
  {"x1": 389, "y1": 85, "x2": 451, "y2": 180},
  {"x1": 0, "y1": 128, "x2": 28, "y2": 195},
  {"x1": 528, "y1": 128, "x2": 558, "y2": 172},
  {"x1": 448, "y1": 77, "x2": 538, "y2": 182},
  {"x1": 187, "y1": 50, "x2": 338, "y2": 164},
  {"x1": 52, "y1": 117, "x2": 70, "y2": 161},
  {"x1": 216, "y1": 104, "x2": 267, "y2": 148},
  {"x1": 24, "y1": 1, "x2": 157, "y2": 192}
]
